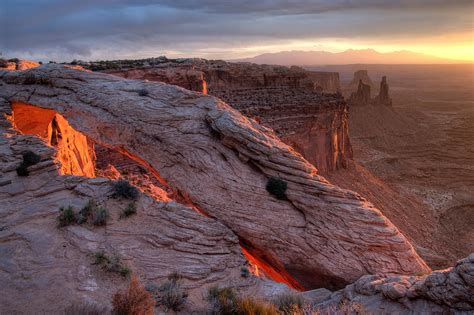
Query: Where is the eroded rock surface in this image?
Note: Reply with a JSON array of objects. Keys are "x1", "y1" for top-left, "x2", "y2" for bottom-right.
[
  {"x1": 314, "y1": 254, "x2": 474, "y2": 313},
  {"x1": 0, "y1": 98, "x2": 252, "y2": 313},
  {"x1": 0, "y1": 65, "x2": 429, "y2": 292},
  {"x1": 94, "y1": 58, "x2": 350, "y2": 173}
]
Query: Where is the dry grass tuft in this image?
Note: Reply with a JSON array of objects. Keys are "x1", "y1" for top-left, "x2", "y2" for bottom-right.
[{"x1": 112, "y1": 276, "x2": 155, "y2": 315}]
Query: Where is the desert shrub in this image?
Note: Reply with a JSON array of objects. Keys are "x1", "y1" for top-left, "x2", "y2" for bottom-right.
[
  {"x1": 273, "y1": 293, "x2": 304, "y2": 315},
  {"x1": 148, "y1": 272, "x2": 188, "y2": 311},
  {"x1": 167, "y1": 271, "x2": 183, "y2": 282},
  {"x1": 241, "y1": 267, "x2": 250, "y2": 278},
  {"x1": 112, "y1": 276, "x2": 155, "y2": 315},
  {"x1": 64, "y1": 302, "x2": 109, "y2": 315},
  {"x1": 106, "y1": 253, "x2": 124, "y2": 273},
  {"x1": 112, "y1": 180, "x2": 139, "y2": 200},
  {"x1": 16, "y1": 151, "x2": 41, "y2": 176},
  {"x1": 94, "y1": 251, "x2": 130, "y2": 277},
  {"x1": 119, "y1": 266, "x2": 131, "y2": 277},
  {"x1": 58, "y1": 206, "x2": 76, "y2": 227},
  {"x1": 16, "y1": 163, "x2": 29, "y2": 176},
  {"x1": 94, "y1": 250, "x2": 108, "y2": 265},
  {"x1": 77, "y1": 199, "x2": 97, "y2": 224},
  {"x1": 92, "y1": 207, "x2": 108, "y2": 226},
  {"x1": 138, "y1": 89, "x2": 149, "y2": 97},
  {"x1": 207, "y1": 286, "x2": 238, "y2": 315},
  {"x1": 23, "y1": 151, "x2": 41, "y2": 165},
  {"x1": 121, "y1": 202, "x2": 137, "y2": 218},
  {"x1": 266, "y1": 177, "x2": 288, "y2": 200},
  {"x1": 237, "y1": 297, "x2": 278, "y2": 315}
]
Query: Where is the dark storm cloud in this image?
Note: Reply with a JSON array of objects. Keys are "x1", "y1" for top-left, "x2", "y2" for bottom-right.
[{"x1": 1, "y1": 0, "x2": 472, "y2": 61}]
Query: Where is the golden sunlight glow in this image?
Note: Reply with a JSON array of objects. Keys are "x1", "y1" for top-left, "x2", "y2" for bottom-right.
[{"x1": 147, "y1": 32, "x2": 473, "y2": 62}]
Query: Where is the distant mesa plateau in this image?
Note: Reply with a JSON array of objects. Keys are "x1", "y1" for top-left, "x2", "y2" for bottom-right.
[
  {"x1": 0, "y1": 58, "x2": 473, "y2": 314},
  {"x1": 233, "y1": 49, "x2": 469, "y2": 66}
]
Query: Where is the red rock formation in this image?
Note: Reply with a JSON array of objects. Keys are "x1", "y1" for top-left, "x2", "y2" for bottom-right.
[
  {"x1": 348, "y1": 80, "x2": 371, "y2": 106},
  {"x1": 0, "y1": 58, "x2": 40, "y2": 71},
  {"x1": 100, "y1": 58, "x2": 349, "y2": 173},
  {"x1": 348, "y1": 70, "x2": 374, "y2": 90},
  {"x1": 0, "y1": 65, "x2": 430, "y2": 292},
  {"x1": 306, "y1": 71, "x2": 341, "y2": 93},
  {"x1": 11, "y1": 102, "x2": 96, "y2": 177},
  {"x1": 374, "y1": 76, "x2": 392, "y2": 106},
  {"x1": 348, "y1": 76, "x2": 392, "y2": 107}
]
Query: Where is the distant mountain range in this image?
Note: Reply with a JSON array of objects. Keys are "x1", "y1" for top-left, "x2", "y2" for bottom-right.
[{"x1": 232, "y1": 49, "x2": 465, "y2": 65}]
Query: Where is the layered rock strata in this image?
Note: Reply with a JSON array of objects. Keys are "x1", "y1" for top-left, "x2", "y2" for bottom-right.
[
  {"x1": 0, "y1": 65, "x2": 429, "y2": 292},
  {"x1": 96, "y1": 58, "x2": 350, "y2": 172},
  {"x1": 0, "y1": 98, "x2": 251, "y2": 313}
]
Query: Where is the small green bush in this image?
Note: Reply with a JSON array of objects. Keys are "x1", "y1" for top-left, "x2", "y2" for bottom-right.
[
  {"x1": 138, "y1": 89, "x2": 149, "y2": 97},
  {"x1": 93, "y1": 251, "x2": 130, "y2": 278},
  {"x1": 207, "y1": 286, "x2": 238, "y2": 315},
  {"x1": 119, "y1": 266, "x2": 131, "y2": 277},
  {"x1": 22, "y1": 151, "x2": 41, "y2": 165},
  {"x1": 120, "y1": 202, "x2": 137, "y2": 218},
  {"x1": 58, "y1": 206, "x2": 76, "y2": 227},
  {"x1": 92, "y1": 207, "x2": 108, "y2": 226},
  {"x1": 240, "y1": 267, "x2": 250, "y2": 278},
  {"x1": 148, "y1": 273, "x2": 188, "y2": 311},
  {"x1": 112, "y1": 180, "x2": 139, "y2": 200},
  {"x1": 16, "y1": 151, "x2": 41, "y2": 177},
  {"x1": 273, "y1": 293, "x2": 304, "y2": 315},
  {"x1": 266, "y1": 177, "x2": 288, "y2": 200},
  {"x1": 16, "y1": 163, "x2": 29, "y2": 176},
  {"x1": 106, "y1": 253, "x2": 122, "y2": 273},
  {"x1": 77, "y1": 199, "x2": 97, "y2": 224},
  {"x1": 94, "y1": 250, "x2": 108, "y2": 265},
  {"x1": 167, "y1": 272, "x2": 183, "y2": 282}
]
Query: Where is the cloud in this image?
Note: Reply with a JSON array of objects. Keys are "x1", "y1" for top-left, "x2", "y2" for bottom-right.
[{"x1": 1, "y1": 0, "x2": 472, "y2": 61}]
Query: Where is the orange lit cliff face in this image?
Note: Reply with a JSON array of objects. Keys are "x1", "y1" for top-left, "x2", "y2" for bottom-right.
[
  {"x1": 241, "y1": 246, "x2": 304, "y2": 290},
  {"x1": 11, "y1": 102, "x2": 96, "y2": 177}
]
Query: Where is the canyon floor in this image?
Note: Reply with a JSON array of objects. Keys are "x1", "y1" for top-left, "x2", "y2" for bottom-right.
[{"x1": 319, "y1": 64, "x2": 474, "y2": 266}]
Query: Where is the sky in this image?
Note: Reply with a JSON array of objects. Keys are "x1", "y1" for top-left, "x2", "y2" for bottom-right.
[{"x1": 1, "y1": 0, "x2": 473, "y2": 62}]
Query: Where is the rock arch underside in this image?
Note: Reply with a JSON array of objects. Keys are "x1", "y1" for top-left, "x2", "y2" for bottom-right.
[{"x1": 1, "y1": 65, "x2": 472, "y2": 313}]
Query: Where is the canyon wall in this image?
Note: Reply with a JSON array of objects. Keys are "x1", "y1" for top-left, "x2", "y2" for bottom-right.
[
  {"x1": 100, "y1": 58, "x2": 349, "y2": 173},
  {"x1": 306, "y1": 71, "x2": 340, "y2": 93}
]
